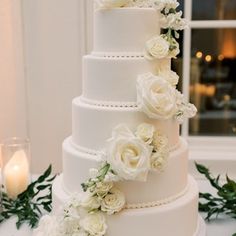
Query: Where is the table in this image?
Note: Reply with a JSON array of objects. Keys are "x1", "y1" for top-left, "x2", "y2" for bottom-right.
[{"x1": 0, "y1": 180, "x2": 236, "y2": 236}]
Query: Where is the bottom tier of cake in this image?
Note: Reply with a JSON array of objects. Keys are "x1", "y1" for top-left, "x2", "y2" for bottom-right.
[{"x1": 52, "y1": 175, "x2": 206, "y2": 236}]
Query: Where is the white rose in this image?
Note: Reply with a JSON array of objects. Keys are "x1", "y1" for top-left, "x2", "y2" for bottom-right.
[
  {"x1": 101, "y1": 187, "x2": 126, "y2": 215},
  {"x1": 80, "y1": 193, "x2": 101, "y2": 211},
  {"x1": 80, "y1": 213, "x2": 107, "y2": 236},
  {"x1": 158, "y1": 68, "x2": 179, "y2": 86},
  {"x1": 150, "y1": 150, "x2": 169, "y2": 171},
  {"x1": 33, "y1": 215, "x2": 59, "y2": 236},
  {"x1": 94, "y1": 181, "x2": 113, "y2": 197},
  {"x1": 107, "y1": 124, "x2": 152, "y2": 182},
  {"x1": 96, "y1": 0, "x2": 130, "y2": 9},
  {"x1": 137, "y1": 73, "x2": 177, "y2": 119},
  {"x1": 135, "y1": 123, "x2": 155, "y2": 144},
  {"x1": 152, "y1": 132, "x2": 169, "y2": 151},
  {"x1": 145, "y1": 35, "x2": 170, "y2": 60}
]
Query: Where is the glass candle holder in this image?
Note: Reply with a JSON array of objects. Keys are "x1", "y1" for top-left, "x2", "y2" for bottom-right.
[{"x1": 2, "y1": 138, "x2": 31, "y2": 199}]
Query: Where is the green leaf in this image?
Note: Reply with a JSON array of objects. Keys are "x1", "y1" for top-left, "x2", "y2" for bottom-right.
[
  {"x1": 195, "y1": 162, "x2": 210, "y2": 175},
  {"x1": 196, "y1": 162, "x2": 236, "y2": 222},
  {"x1": 0, "y1": 165, "x2": 55, "y2": 229}
]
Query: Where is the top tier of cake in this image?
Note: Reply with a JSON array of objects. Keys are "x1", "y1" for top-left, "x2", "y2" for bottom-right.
[{"x1": 93, "y1": 8, "x2": 160, "y2": 55}]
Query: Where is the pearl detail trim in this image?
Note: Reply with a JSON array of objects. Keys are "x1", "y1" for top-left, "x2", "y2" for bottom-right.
[
  {"x1": 125, "y1": 184, "x2": 189, "y2": 209},
  {"x1": 80, "y1": 96, "x2": 138, "y2": 108}
]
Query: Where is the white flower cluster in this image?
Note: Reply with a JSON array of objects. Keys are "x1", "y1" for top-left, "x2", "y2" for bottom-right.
[
  {"x1": 33, "y1": 122, "x2": 169, "y2": 236},
  {"x1": 137, "y1": 73, "x2": 177, "y2": 119},
  {"x1": 137, "y1": 73, "x2": 197, "y2": 121},
  {"x1": 145, "y1": 34, "x2": 180, "y2": 60},
  {"x1": 153, "y1": 0, "x2": 179, "y2": 12},
  {"x1": 34, "y1": 183, "x2": 124, "y2": 236},
  {"x1": 33, "y1": 215, "x2": 60, "y2": 236},
  {"x1": 160, "y1": 11, "x2": 188, "y2": 31},
  {"x1": 175, "y1": 91, "x2": 197, "y2": 123},
  {"x1": 107, "y1": 123, "x2": 169, "y2": 181},
  {"x1": 144, "y1": 0, "x2": 187, "y2": 60}
]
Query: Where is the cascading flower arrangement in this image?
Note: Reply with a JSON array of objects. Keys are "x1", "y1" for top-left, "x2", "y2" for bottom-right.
[{"x1": 33, "y1": 123, "x2": 169, "y2": 236}]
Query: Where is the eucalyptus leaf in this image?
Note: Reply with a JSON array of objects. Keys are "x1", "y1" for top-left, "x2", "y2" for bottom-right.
[{"x1": 196, "y1": 162, "x2": 236, "y2": 235}]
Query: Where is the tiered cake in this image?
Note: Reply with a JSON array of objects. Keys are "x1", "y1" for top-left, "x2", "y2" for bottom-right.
[{"x1": 50, "y1": 1, "x2": 206, "y2": 236}]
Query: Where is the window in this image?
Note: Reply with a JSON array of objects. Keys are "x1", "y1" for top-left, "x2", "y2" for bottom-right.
[{"x1": 173, "y1": 0, "x2": 236, "y2": 144}]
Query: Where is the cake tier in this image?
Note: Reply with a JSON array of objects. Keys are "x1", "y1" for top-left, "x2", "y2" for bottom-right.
[
  {"x1": 53, "y1": 175, "x2": 205, "y2": 236},
  {"x1": 62, "y1": 136, "x2": 188, "y2": 206},
  {"x1": 82, "y1": 55, "x2": 170, "y2": 103},
  {"x1": 72, "y1": 97, "x2": 180, "y2": 151},
  {"x1": 93, "y1": 8, "x2": 160, "y2": 55}
]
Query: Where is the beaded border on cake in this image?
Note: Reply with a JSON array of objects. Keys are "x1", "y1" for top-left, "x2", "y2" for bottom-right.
[
  {"x1": 80, "y1": 96, "x2": 138, "y2": 108},
  {"x1": 125, "y1": 183, "x2": 189, "y2": 209},
  {"x1": 91, "y1": 51, "x2": 145, "y2": 58}
]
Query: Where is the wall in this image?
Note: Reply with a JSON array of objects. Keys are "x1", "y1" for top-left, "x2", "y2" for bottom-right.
[
  {"x1": 0, "y1": 0, "x2": 27, "y2": 142},
  {"x1": 0, "y1": 0, "x2": 94, "y2": 173},
  {"x1": 23, "y1": 0, "x2": 89, "y2": 173}
]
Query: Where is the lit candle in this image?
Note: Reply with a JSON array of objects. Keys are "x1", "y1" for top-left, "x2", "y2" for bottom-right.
[{"x1": 3, "y1": 150, "x2": 30, "y2": 199}]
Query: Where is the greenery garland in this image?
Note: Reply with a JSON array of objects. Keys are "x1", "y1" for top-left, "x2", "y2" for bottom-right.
[
  {"x1": 0, "y1": 165, "x2": 56, "y2": 229},
  {"x1": 196, "y1": 163, "x2": 236, "y2": 236}
]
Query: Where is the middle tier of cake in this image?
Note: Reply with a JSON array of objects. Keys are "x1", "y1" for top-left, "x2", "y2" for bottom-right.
[
  {"x1": 62, "y1": 135, "x2": 188, "y2": 206},
  {"x1": 72, "y1": 97, "x2": 180, "y2": 151},
  {"x1": 82, "y1": 55, "x2": 170, "y2": 103}
]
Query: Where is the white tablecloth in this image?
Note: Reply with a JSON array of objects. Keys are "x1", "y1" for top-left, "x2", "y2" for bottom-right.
[{"x1": 0, "y1": 180, "x2": 236, "y2": 236}]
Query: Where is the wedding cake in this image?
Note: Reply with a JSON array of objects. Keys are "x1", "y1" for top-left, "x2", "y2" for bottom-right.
[{"x1": 34, "y1": 1, "x2": 206, "y2": 235}]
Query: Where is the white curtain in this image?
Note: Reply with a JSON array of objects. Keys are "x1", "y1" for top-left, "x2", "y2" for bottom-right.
[
  {"x1": 22, "y1": 0, "x2": 87, "y2": 173},
  {"x1": 0, "y1": 0, "x2": 27, "y2": 141},
  {"x1": 0, "y1": 0, "x2": 93, "y2": 173}
]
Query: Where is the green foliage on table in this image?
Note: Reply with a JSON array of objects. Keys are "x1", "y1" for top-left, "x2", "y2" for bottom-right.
[
  {"x1": 0, "y1": 165, "x2": 56, "y2": 229},
  {"x1": 196, "y1": 163, "x2": 236, "y2": 236}
]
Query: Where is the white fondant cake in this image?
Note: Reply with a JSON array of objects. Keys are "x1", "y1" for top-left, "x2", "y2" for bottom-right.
[
  {"x1": 93, "y1": 8, "x2": 160, "y2": 54},
  {"x1": 49, "y1": 1, "x2": 206, "y2": 236}
]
